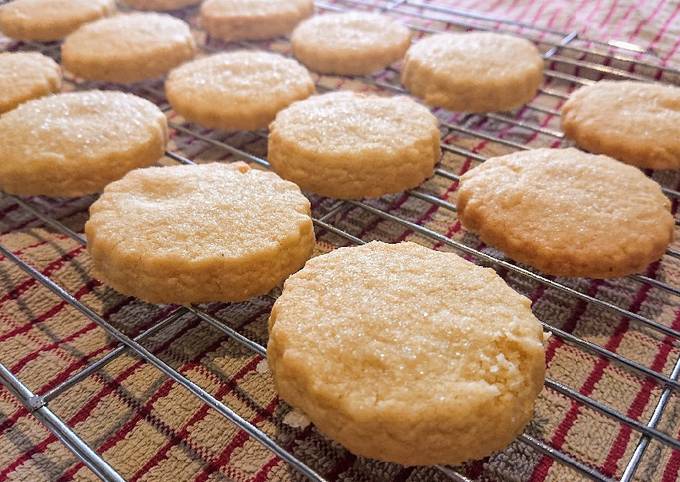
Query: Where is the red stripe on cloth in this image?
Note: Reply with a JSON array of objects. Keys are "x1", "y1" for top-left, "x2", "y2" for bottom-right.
[
  {"x1": 628, "y1": 0, "x2": 668, "y2": 40},
  {"x1": 250, "y1": 424, "x2": 315, "y2": 482},
  {"x1": 662, "y1": 424, "x2": 680, "y2": 482},
  {"x1": 648, "y1": 1, "x2": 680, "y2": 52}
]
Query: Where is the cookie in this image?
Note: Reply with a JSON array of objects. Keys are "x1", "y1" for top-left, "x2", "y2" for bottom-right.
[
  {"x1": 561, "y1": 81, "x2": 680, "y2": 170},
  {"x1": 291, "y1": 12, "x2": 411, "y2": 75},
  {"x1": 62, "y1": 13, "x2": 196, "y2": 83},
  {"x1": 166, "y1": 51, "x2": 314, "y2": 130},
  {"x1": 0, "y1": 52, "x2": 61, "y2": 113},
  {"x1": 401, "y1": 32, "x2": 544, "y2": 112},
  {"x1": 0, "y1": 0, "x2": 115, "y2": 41},
  {"x1": 201, "y1": 0, "x2": 313, "y2": 42},
  {"x1": 0, "y1": 90, "x2": 167, "y2": 197},
  {"x1": 85, "y1": 162, "x2": 315, "y2": 304},
  {"x1": 457, "y1": 148, "x2": 674, "y2": 278},
  {"x1": 268, "y1": 91, "x2": 440, "y2": 199},
  {"x1": 122, "y1": 0, "x2": 202, "y2": 11},
  {"x1": 268, "y1": 241, "x2": 545, "y2": 465}
]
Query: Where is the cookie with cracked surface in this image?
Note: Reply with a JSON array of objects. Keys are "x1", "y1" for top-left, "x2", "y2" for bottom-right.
[
  {"x1": 0, "y1": 0, "x2": 115, "y2": 41},
  {"x1": 268, "y1": 241, "x2": 545, "y2": 465},
  {"x1": 86, "y1": 162, "x2": 315, "y2": 304},
  {"x1": 0, "y1": 90, "x2": 167, "y2": 197},
  {"x1": 200, "y1": 0, "x2": 313, "y2": 42},
  {"x1": 166, "y1": 51, "x2": 314, "y2": 131},
  {"x1": 401, "y1": 32, "x2": 544, "y2": 112},
  {"x1": 0, "y1": 52, "x2": 61, "y2": 113},
  {"x1": 62, "y1": 13, "x2": 196, "y2": 83},
  {"x1": 268, "y1": 91, "x2": 440, "y2": 199},
  {"x1": 457, "y1": 148, "x2": 674, "y2": 278},
  {"x1": 291, "y1": 12, "x2": 411, "y2": 75},
  {"x1": 561, "y1": 81, "x2": 680, "y2": 170},
  {"x1": 122, "y1": 0, "x2": 202, "y2": 11}
]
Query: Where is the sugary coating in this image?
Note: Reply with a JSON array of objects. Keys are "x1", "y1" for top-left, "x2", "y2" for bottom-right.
[
  {"x1": 291, "y1": 12, "x2": 411, "y2": 75},
  {"x1": 0, "y1": 90, "x2": 167, "y2": 197},
  {"x1": 268, "y1": 91, "x2": 440, "y2": 199},
  {"x1": 122, "y1": 0, "x2": 202, "y2": 11},
  {"x1": 401, "y1": 32, "x2": 544, "y2": 112},
  {"x1": 561, "y1": 81, "x2": 680, "y2": 170},
  {"x1": 200, "y1": 0, "x2": 313, "y2": 42},
  {"x1": 0, "y1": 52, "x2": 61, "y2": 113},
  {"x1": 62, "y1": 13, "x2": 196, "y2": 83},
  {"x1": 0, "y1": 0, "x2": 115, "y2": 41},
  {"x1": 457, "y1": 148, "x2": 674, "y2": 278},
  {"x1": 166, "y1": 51, "x2": 315, "y2": 130},
  {"x1": 268, "y1": 241, "x2": 545, "y2": 465},
  {"x1": 86, "y1": 162, "x2": 315, "y2": 304}
]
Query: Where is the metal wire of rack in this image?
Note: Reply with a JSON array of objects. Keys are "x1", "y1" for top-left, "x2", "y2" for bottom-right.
[{"x1": 0, "y1": 0, "x2": 679, "y2": 481}]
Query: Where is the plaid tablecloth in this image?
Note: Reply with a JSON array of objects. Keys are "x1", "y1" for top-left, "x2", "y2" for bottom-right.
[{"x1": 1, "y1": 1, "x2": 679, "y2": 481}]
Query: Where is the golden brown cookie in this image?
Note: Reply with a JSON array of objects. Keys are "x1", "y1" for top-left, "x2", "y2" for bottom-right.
[
  {"x1": 62, "y1": 13, "x2": 196, "y2": 83},
  {"x1": 122, "y1": 0, "x2": 202, "y2": 11},
  {"x1": 0, "y1": 0, "x2": 115, "y2": 41},
  {"x1": 268, "y1": 91, "x2": 440, "y2": 199},
  {"x1": 457, "y1": 148, "x2": 674, "y2": 278},
  {"x1": 0, "y1": 52, "x2": 61, "y2": 113},
  {"x1": 166, "y1": 51, "x2": 314, "y2": 130},
  {"x1": 86, "y1": 162, "x2": 315, "y2": 304},
  {"x1": 401, "y1": 32, "x2": 544, "y2": 112},
  {"x1": 561, "y1": 81, "x2": 680, "y2": 170},
  {"x1": 0, "y1": 90, "x2": 167, "y2": 197},
  {"x1": 268, "y1": 241, "x2": 545, "y2": 465},
  {"x1": 291, "y1": 12, "x2": 411, "y2": 75},
  {"x1": 200, "y1": 0, "x2": 313, "y2": 42}
]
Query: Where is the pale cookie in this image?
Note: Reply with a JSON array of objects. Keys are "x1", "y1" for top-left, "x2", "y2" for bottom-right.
[
  {"x1": 268, "y1": 91, "x2": 440, "y2": 199},
  {"x1": 0, "y1": 52, "x2": 61, "y2": 113},
  {"x1": 561, "y1": 81, "x2": 680, "y2": 170},
  {"x1": 122, "y1": 0, "x2": 201, "y2": 11},
  {"x1": 457, "y1": 148, "x2": 674, "y2": 278},
  {"x1": 401, "y1": 32, "x2": 544, "y2": 112},
  {"x1": 291, "y1": 12, "x2": 411, "y2": 75},
  {"x1": 85, "y1": 162, "x2": 315, "y2": 304},
  {"x1": 268, "y1": 241, "x2": 545, "y2": 465},
  {"x1": 166, "y1": 51, "x2": 314, "y2": 130},
  {"x1": 62, "y1": 13, "x2": 196, "y2": 83},
  {"x1": 201, "y1": 0, "x2": 313, "y2": 42},
  {"x1": 0, "y1": 91, "x2": 167, "y2": 197},
  {"x1": 0, "y1": 0, "x2": 115, "y2": 41}
]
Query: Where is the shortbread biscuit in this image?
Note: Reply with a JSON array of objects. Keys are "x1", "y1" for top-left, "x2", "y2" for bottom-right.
[
  {"x1": 0, "y1": 52, "x2": 61, "y2": 113},
  {"x1": 201, "y1": 0, "x2": 313, "y2": 42},
  {"x1": 86, "y1": 162, "x2": 315, "y2": 304},
  {"x1": 268, "y1": 241, "x2": 545, "y2": 465},
  {"x1": 291, "y1": 12, "x2": 411, "y2": 75},
  {"x1": 0, "y1": 0, "x2": 115, "y2": 41},
  {"x1": 268, "y1": 91, "x2": 440, "y2": 199},
  {"x1": 401, "y1": 32, "x2": 544, "y2": 112},
  {"x1": 122, "y1": 0, "x2": 201, "y2": 11},
  {"x1": 457, "y1": 148, "x2": 673, "y2": 278},
  {"x1": 0, "y1": 91, "x2": 167, "y2": 197},
  {"x1": 166, "y1": 51, "x2": 314, "y2": 130},
  {"x1": 561, "y1": 81, "x2": 680, "y2": 170},
  {"x1": 62, "y1": 13, "x2": 196, "y2": 83}
]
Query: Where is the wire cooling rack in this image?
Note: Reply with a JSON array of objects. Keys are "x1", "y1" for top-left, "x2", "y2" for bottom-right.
[{"x1": 1, "y1": 0, "x2": 680, "y2": 481}]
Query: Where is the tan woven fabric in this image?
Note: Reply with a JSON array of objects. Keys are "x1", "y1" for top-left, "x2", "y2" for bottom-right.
[{"x1": 1, "y1": 0, "x2": 679, "y2": 481}]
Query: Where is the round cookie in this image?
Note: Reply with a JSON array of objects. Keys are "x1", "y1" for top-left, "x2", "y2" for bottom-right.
[
  {"x1": 0, "y1": 52, "x2": 61, "y2": 114},
  {"x1": 62, "y1": 13, "x2": 196, "y2": 83},
  {"x1": 0, "y1": 0, "x2": 115, "y2": 41},
  {"x1": 457, "y1": 148, "x2": 674, "y2": 278},
  {"x1": 268, "y1": 241, "x2": 545, "y2": 465},
  {"x1": 291, "y1": 12, "x2": 411, "y2": 75},
  {"x1": 200, "y1": 0, "x2": 313, "y2": 42},
  {"x1": 561, "y1": 81, "x2": 680, "y2": 170},
  {"x1": 268, "y1": 91, "x2": 440, "y2": 199},
  {"x1": 85, "y1": 162, "x2": 315, "y2": 304},
  {"x1": 0, "y1": 90, "x2": 167, "y2": 197},
  {"x1": 401, "y1": 32, "x2": 544, "y2": 112},
  {"x1": 166, "y1": 51, "x2": 314, "y2": 131},
  {"x1": 122, "y1": 0, "x2": 202, "y2": 11}
]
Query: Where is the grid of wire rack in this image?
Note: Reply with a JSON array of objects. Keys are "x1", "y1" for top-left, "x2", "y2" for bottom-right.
[{"x1": 0, "y1": 0, "x2": 679, "y2": 481}]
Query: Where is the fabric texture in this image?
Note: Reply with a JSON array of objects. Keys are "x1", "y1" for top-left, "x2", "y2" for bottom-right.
[{"x1": 0, "y1": 0, "x2": 679, "y2": 481}]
